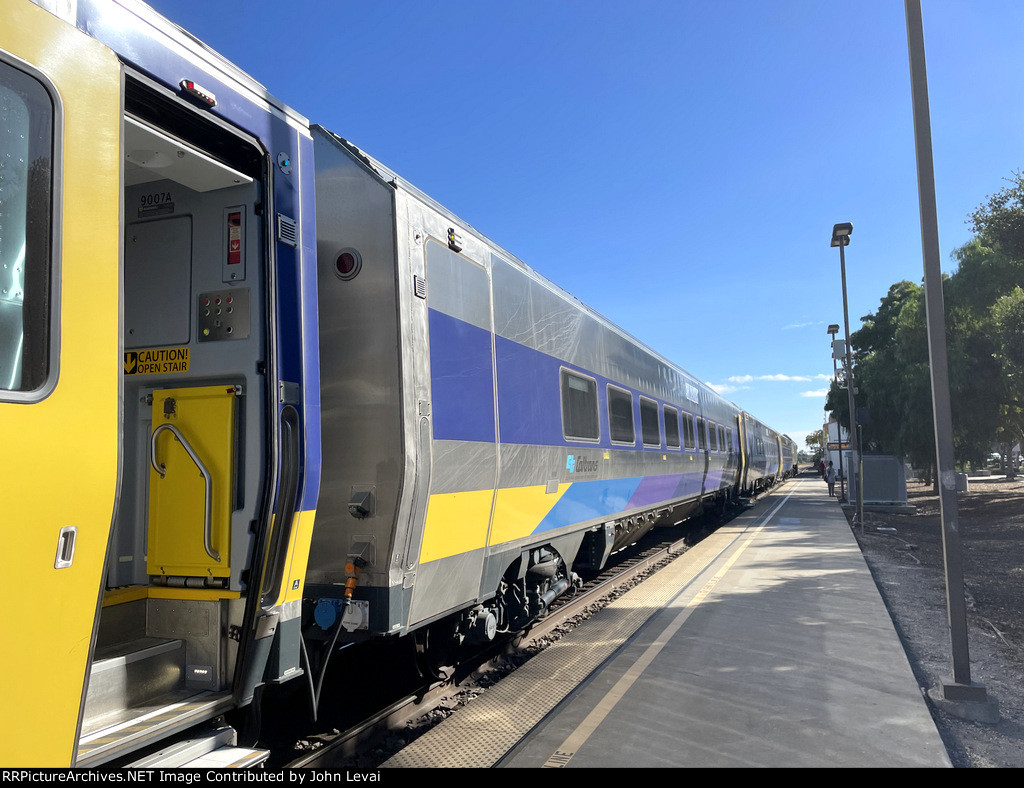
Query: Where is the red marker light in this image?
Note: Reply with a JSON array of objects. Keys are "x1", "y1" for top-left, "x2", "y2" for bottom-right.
[
  {"x1": 337, "y1": 252, "x2": 356, "y2": 276},
  {"x1": 179, "y1": 79, "x2": 217, "y2": 108}
]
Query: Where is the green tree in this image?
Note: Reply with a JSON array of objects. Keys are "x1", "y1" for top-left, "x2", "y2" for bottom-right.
[
  {"x1": 827, "y1": 281, "x2": 935, "y2": 471},
  {"x1": 804, "y1": 429, "x2": 824, "y2": 461},
  {"x1": 991, "y1": 286, "x2": 1024, "y2": 460},
  {"x1": 968, "y1": 171, "x2": 1024, "y2": 261},
  {"x1": 831, "y1": 169, "x2": 1024, "y2": 476}
]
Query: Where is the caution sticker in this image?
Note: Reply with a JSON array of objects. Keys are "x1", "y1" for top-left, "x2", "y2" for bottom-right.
[{"x1": 124, "y1": 347, "x2": 190, "y2": 375}]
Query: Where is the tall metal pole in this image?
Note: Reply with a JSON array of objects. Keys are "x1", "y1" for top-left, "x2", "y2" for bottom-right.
[
  {"x1": 905, "y1": 0, "x2": 985, "y2": 701},
  {"x1": 834, "y1": 367, "x2": 845, "y2": 502},
  {"x1": 838, "y1": 241, "x2": 858, "y2": 516}
]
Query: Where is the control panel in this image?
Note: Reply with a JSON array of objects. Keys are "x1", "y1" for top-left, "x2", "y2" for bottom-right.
[{"x1": 198, "y1": 288, "x2": 250, "y2": 341}]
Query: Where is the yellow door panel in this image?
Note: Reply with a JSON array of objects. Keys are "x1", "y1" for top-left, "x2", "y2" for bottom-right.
[
  {"x1": 0, "y1": 1, "x2": 122, "y2": 768},
  {"x1": 148, "y1": 385, "x2": 237, "y2": 579}
]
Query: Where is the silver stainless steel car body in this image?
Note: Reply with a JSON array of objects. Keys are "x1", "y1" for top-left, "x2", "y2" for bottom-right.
[{"x1": 305, "y1": 127, "x2": 785, "y2": 644}]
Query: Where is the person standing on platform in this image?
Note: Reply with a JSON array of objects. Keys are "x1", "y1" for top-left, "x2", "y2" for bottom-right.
[
  {"x1": 819, "y1": 459, "x2": 826, "y2": 480},
  {"x1": 825, "y1": 461, "x2": 837, "y2": 497}
]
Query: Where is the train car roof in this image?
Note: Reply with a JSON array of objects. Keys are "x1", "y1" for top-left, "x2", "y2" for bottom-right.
[
  {"x1": 49, "y1": 0, "x2": 311, "y2": 132},
  {"x1": 314, "y1": 125, "x2": 751, "y2": 417}
]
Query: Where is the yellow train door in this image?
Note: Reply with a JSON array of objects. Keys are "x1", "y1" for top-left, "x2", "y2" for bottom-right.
[{"x1": 0, "y1": 1, "x2": 122, "y2": 767}]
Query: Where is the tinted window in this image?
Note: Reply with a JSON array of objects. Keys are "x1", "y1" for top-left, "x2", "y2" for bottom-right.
[
  {"x1": 608, "y1": 386, "x2": 634, "y2": 444},
  {"x1": 718, "y1": 425, "x2": 727, "y2": 452},
  {"x1": 640, "y1": 397, "x2": 660, "y2": 447},
  {"x1": 664, "y1": 406, "x2": 680, "y2": 449},
  {"x1": 561, "y1": 369, "x2": 599, "y2": 441},
  {"x1": 708, "y1": 422, "x2": 718, "y2": 451},
  {"x1": 0, "y1": 61, "x2": 53, "y2": 394},
  {"x1": 725, "y1": 428, "x2": 733, "y2": 454},
  {"x1": 697, "y1": 417, "x2": 707, "y2": 450},
  {"x1": 682, "y1": 413, "x2": 696, "y2": 450}
]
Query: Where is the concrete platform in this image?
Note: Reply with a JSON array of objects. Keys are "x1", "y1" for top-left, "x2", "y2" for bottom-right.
[{"x1": 383, "y1": 476, "x2": 951, "y2": 768}]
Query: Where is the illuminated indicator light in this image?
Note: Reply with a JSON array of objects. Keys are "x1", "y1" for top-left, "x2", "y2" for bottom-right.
[
  {"x1": 179, "y1": 79, "x2": 216, "y2": 108},
  {"x1": 226, "y1": 296, "x2": 233, "y2": 304},
  {"x1": 203, "y1": 328, "x2": 210, "y2": 336}
]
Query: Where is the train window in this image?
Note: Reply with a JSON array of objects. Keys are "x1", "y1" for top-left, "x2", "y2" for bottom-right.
[
  {"x1": 607, "y1": 385, "x2": 634, "y2": 444},
  {"x1": 696, "y1": 417, "x2": 707, "y2": 450},
  {"x1": 708, "y1": 421, "x2": 718, "y2": 452},
  {"x1": 682, "y1": 413, "x2": 696, "y2": 450},
  {"x1": 725, "y1": 428, "x2": 733, "y2": 454},
  {"x1": 664, "y1": 406, "x2": 680, "y2": 449},
  {"x1": 718, "y1": 425, "x2": 727, "y2": 452},
  {"x1": 640, "y1": 397, "x2": 660, "y2": 447},
  {"x1": 560, "y1": 369, "x2": 599, "y2": 442},
  {"x1": 0, "y1": 60, "x2": 54, "y2": 397}
]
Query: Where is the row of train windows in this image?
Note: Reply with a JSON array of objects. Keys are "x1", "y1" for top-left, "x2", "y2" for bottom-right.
[{"x1": 562, "y1": 369, "x2": 733, "y2": 452}]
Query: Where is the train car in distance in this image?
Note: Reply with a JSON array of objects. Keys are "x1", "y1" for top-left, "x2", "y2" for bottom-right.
[{"x1": 0, "y1": 0, "x2": 790, "y2": 767}]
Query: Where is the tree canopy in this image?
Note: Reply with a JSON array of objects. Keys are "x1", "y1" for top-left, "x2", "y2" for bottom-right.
[{"x1": 825, "y1": 171, "x2": 1024, "y2": 470}]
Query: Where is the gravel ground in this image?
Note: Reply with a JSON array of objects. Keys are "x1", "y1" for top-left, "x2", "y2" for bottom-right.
[{"x1": 849, "y1": 475, "x2": 1024, "y2": 768}]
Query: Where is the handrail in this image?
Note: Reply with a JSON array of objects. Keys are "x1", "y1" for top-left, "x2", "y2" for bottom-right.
[{"x1": 150, "y1": 422, "x2": 220, "y2": 562}]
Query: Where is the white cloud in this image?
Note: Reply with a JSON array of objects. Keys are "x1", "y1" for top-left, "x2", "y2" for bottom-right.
[
  {"x1": 801, "y1": 389, "x2": 830, "y2": 398},
  {"x1": 708, "y1": 382, "x2": 751, "y2": 395},
  {"x1": 727, "y1": 373, "x2": 811, "y2": 383},
  {"x1": 782, "y1": 320, "x2": 824, "y2": 330}
]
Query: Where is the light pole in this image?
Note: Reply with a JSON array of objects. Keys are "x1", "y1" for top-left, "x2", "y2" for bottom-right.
[
  {"x1": 827, "y1": 323, "x2": 845, "y2": 502},
  {"x1": 831, "y1": 223, "x2": 862, "y2": 527},
  {"x1": 905, "y1": 0, "x2": 991, "y2": 710}
]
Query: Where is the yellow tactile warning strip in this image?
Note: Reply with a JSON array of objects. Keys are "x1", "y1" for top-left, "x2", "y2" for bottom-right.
[{"x1": 383, "y1": 492, "x2": 792, "y2": 768}]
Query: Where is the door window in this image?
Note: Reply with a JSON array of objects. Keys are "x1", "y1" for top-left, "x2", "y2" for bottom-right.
[{"x1": 0, "y1": 59, "x2": 54, "y2": 396}]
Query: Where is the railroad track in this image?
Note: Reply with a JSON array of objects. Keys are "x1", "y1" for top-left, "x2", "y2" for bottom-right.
[{"x1": 284, "y1": 482, "x2": 791, "y2": 769}]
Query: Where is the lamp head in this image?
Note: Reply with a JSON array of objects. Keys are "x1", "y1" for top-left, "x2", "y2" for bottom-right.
[
  {"x1": 831, "y1": 222, "x2": 853, "y2": 247},
  {"x1": 827, "y1": 324, "x2": 840, "y2": 336}
]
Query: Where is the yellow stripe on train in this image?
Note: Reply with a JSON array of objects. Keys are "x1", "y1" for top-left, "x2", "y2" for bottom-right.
[
  {"x1": 418, "y1": 483, "x2": 571, "y2": 565},
  {"x1": 489, "y1": 482, "x2": 571, "y2": 547}
]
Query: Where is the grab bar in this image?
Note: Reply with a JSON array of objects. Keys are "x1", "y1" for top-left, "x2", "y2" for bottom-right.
[{"x1": 151, "y1": 423, "x2": 220, "y2": 563}]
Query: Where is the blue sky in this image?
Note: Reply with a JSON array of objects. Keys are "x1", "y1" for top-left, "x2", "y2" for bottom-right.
[{"x1": 147, "y1": 0, "x2": 1024, "y2": 451}]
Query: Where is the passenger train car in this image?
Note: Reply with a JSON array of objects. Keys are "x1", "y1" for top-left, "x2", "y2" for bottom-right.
[{"x1": 0, "y1": 0, "x2": 791, "y2": 767}]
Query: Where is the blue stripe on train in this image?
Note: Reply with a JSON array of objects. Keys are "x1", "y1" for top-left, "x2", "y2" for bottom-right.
[
  {"x1": 429, "y1": 309, "x2": 708, "y2": 454},
  {"x1": 533, "y1": 471, "x2": 707, "y2": 535},
  {"x1": 429, "y1": 308, "x2": 496, "y2": 443}
]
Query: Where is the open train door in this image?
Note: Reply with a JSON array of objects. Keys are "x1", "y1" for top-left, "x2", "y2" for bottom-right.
[{"x1": 0, "y1": 2, "x2": 122, "y2": 767}]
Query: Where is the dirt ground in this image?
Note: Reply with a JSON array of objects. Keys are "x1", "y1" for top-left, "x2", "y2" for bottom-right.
[{"x1": 850, "y1": 474, "x2": 1024, "y2": 768}]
